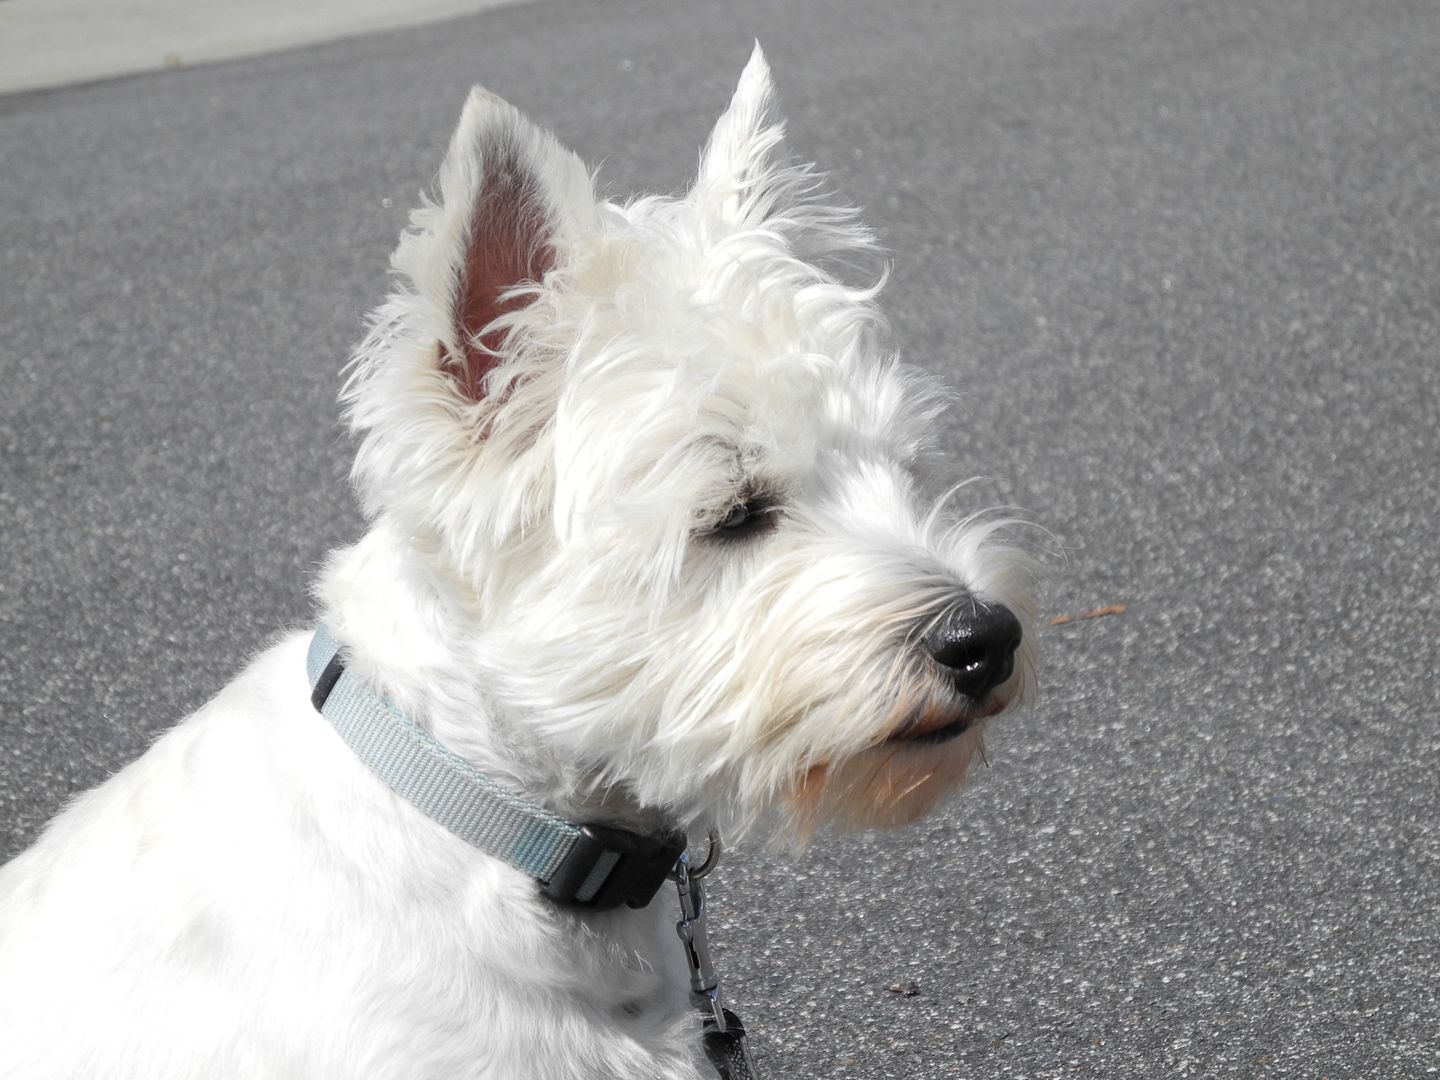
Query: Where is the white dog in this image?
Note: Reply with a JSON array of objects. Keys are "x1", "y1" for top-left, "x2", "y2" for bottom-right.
[{"x1": 0, "y1": 47, "x2": 1034, "y2": 1079}]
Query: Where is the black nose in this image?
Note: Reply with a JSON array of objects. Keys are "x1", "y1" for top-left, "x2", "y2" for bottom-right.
[{"x1": 925, "y1": 603, "x2": 1023, "y2": 701}]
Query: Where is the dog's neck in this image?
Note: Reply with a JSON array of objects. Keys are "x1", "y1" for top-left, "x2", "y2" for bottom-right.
[{"x1": 315, "y1": 520, "x2": 673, "y2": 837}]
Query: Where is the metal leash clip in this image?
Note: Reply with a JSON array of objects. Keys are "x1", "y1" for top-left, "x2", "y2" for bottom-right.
[{"x1": 673, "y1": 832, "x2": 758, "y2": 1079}]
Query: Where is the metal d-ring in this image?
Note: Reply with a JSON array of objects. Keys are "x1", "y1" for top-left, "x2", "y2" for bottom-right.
[
  {"x1": 688, "y1": 829, "x2": 723, "y2": 880},
  {"x1": 671, "y1": 829, "x2": 723, "y2": 881}
]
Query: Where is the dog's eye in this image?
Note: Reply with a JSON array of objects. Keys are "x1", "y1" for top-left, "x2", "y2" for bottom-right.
[
  {"x1": 718, "y1": 504, "x2": 751, "y2": 530},
  {"x1": 711, "y1": 499, "x2": 779, "y2": 540}
]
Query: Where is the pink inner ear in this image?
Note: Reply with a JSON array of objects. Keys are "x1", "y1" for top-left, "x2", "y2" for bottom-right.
[{"x1": 453, "y1": 163, "x2": 555, "y2": 402}]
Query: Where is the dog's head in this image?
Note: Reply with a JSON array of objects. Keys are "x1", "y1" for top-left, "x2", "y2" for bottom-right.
[{"x1": 341, "y1": 46, "x2": 1036, "y2": 839}]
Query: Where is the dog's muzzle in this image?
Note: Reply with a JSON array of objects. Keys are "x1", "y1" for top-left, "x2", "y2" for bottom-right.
[{"x1": 884, "y1": 601, "x2": 1023, "y2": 746}]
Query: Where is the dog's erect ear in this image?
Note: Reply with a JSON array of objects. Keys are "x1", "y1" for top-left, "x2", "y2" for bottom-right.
[
  {"x1": 693, "y1": 43, "x2": 786, "y2": 229},
  {"x1": 400, "y1": 89, "x2": 599, "y2": 402},
  {"x1": 345, "y1": 93, "x2": 596, "y2": 550},
  {"x1": 690, "y1": 44, "x2": 873, "y2": 261}
]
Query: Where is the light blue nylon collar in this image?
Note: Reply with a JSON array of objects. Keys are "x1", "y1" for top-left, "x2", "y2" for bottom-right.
[{"x1": 305, "y1": 624, "x2": 625, "y2": 903}]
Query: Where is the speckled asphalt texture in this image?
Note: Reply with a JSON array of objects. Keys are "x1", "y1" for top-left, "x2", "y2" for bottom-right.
[{"x1": 2, "y1": 1, "x2": 1437, "y2": 1076}]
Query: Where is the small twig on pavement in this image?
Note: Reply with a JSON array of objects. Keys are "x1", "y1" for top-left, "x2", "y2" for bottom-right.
[{"x1": 1049, "y1": 604, "x2": 1126, "y2": 626}]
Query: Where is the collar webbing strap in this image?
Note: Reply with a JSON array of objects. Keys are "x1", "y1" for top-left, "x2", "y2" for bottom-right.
[{"x1": 305, "y1": 624, "x2": 684, "y2": 910}]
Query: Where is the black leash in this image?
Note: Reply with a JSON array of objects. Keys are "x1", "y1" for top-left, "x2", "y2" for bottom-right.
[
  {"x1": 702, "y1": 1008, "x2": 756, "y2": 1079},
  {"x1": 673, "y1": 837, "x2": 758, "y2": 1079}
]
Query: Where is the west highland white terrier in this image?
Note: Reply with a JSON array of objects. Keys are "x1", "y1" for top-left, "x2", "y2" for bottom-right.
[{"x1": 0, "y1": 46, "x2": 1034, "y2": 1080}]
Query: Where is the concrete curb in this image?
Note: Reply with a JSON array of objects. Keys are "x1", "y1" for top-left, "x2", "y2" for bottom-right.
[{"x1": 0, "y1": 0, "x2": 532, "y2": 95}]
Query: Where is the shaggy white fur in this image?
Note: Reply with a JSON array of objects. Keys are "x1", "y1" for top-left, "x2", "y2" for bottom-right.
[{"x1": 0, "y1": 46, "x2": 1034, "y2": 1079}]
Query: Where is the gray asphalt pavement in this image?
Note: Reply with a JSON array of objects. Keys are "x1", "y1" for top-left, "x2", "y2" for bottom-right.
[{"x1": 2, "y1": 0, "x2": 1437, "y2": 1076}]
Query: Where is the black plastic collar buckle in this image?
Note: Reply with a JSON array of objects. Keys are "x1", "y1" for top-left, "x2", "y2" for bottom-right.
[
  {"x1": 541, "y1": 823, "x2": 687, "y2": 911},
  {"x1": 310, "y1": 652, "x2": 346, "y2": 713}
]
